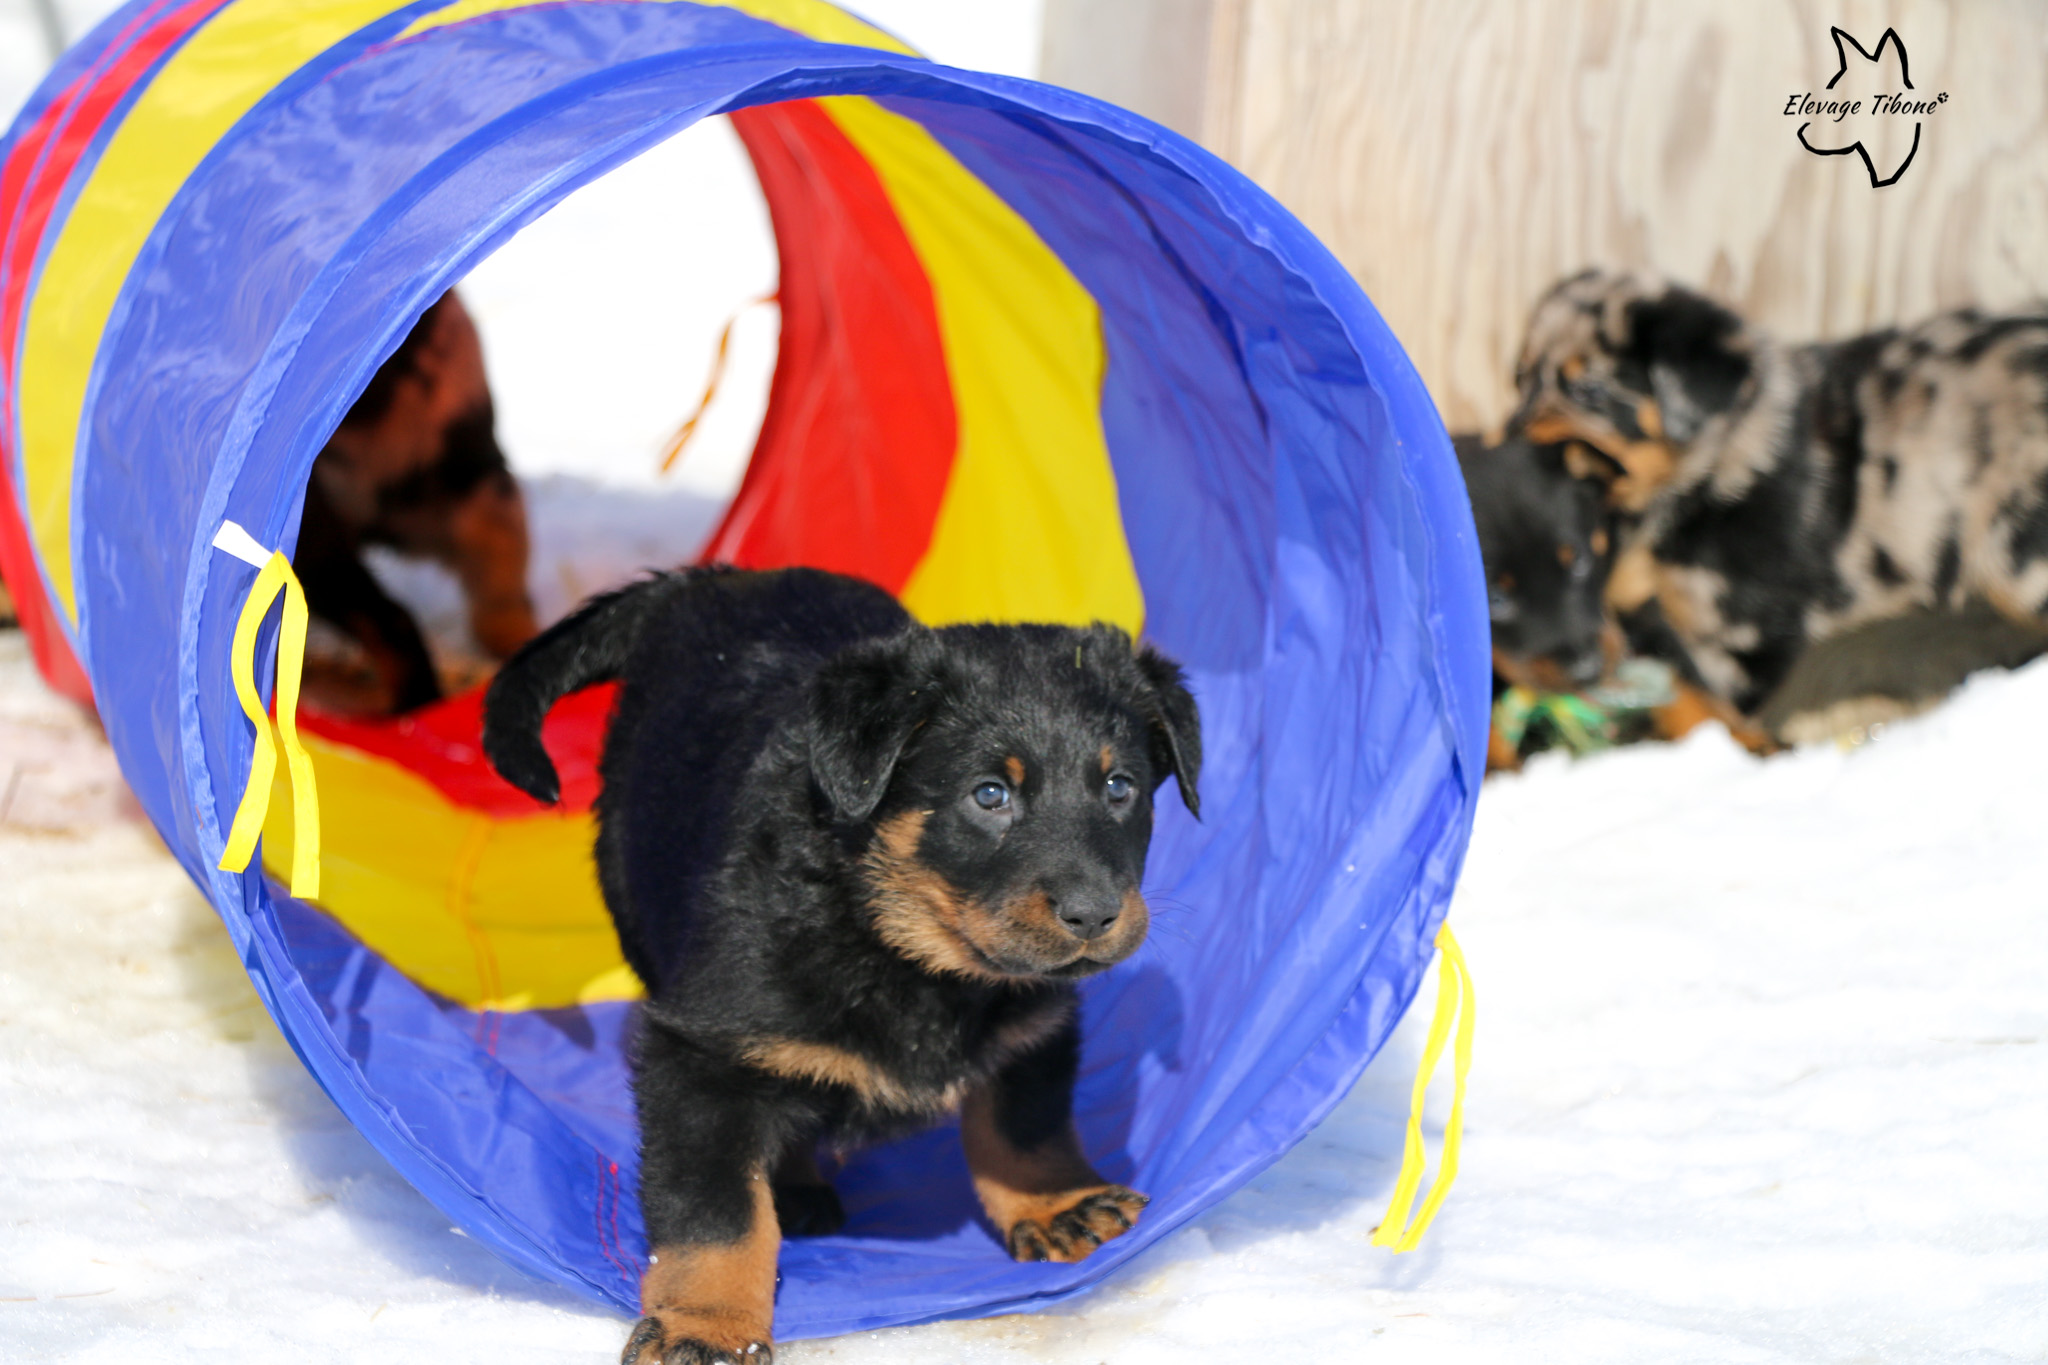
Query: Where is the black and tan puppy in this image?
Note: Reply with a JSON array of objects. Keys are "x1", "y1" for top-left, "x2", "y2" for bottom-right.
[
  {"x1": 296, "y1": 290, "x2": 537, "y2": 713},
  {"x1": 1514, "y1": 268, "x2": 2048, "y2": 715},
  {"x1": 482, "y1": 567, "x2": 1200, "y2": 1365},
  {"x1": 1455, "y1": 432, "x2": 1616, "y2": 691}
]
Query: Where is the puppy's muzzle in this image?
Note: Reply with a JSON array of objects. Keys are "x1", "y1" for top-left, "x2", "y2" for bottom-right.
[{"x1": 1046, "y1": 887, "x2": 1124, "y2": 941}]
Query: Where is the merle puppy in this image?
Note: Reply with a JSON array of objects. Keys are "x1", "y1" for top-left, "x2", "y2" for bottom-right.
[
  {"x1": 482, "y1": 567, "x2": 1200, "y2": 1365},
  {"x1": 1515, "y1": 268, "x2": 2048, "y2": 714}
]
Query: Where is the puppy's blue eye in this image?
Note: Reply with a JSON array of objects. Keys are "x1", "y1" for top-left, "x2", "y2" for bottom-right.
[
  {"x1": 972, "y1": 781, "x2": 1010, "y2": 811},
  {"x1": 1105, "y1": 774, "x2": 1134, "y2": 803}
]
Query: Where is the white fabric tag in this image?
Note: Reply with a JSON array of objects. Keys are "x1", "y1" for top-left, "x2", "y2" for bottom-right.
[{"x1": 211, "y1": 520, "x2": 273, "y2": 569}]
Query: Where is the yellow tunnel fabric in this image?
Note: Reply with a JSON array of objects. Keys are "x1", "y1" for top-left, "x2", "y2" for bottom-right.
[
  {"x1": 818, "y1": 96, "x2": 1144, "y2": 636},
  {"x1": 262, "y1": 733, "x2": 637, "y2": 1011},
  {"x1": 18, "y1": 0, "x2": 401, "y2": 623}
]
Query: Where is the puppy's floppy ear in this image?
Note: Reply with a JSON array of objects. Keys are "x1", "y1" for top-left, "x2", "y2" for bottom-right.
[
  {"x1": 807, "y1": 633, "x2": 936, "y2": 824},
  {"x1": 1135, "y1": 645, "x2": 1202, "y2": 819},
  {"x1": 1626, "y1": 290, "x2": 1751, "y2": 445}
]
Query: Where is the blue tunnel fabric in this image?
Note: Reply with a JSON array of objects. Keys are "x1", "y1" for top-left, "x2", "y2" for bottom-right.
[{"x1": 6, "y1": 0, "x2": 1490, "y2": 1338}]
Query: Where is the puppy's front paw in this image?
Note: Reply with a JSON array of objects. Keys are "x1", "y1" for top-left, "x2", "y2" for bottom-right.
[
  {"x1": 1003, "y1": 1185, "x2": 1148, "y2": 1264},
  {"x1": 621, "y1": 1314, "x2": 772, "y2": 1365}
]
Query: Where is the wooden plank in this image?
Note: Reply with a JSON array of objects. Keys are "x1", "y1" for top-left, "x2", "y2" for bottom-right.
[{"x1": 1187, "y1": 0, "x2": 2048, "y2": 433}]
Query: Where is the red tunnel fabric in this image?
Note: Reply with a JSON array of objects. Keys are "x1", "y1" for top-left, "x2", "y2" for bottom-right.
[
  {"x1": 0, "y1": 0, "x2": 233, "y2": 707},
  {"x1": 705, "y1": 101, "x2": 956, "y2": 591}
]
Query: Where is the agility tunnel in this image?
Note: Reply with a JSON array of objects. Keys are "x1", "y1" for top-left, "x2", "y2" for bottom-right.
[{"x1": 0, "y1": 0, "x2": 1488, "y2": 1338}]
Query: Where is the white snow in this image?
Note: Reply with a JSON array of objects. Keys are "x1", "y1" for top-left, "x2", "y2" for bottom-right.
[
  {"x1": 6, "y1": 4, "x2": 2045, "y2": 1359},
  {"x1": 459, "y1": 117, "x2": 782, "y2": 503},
  {"x1": 6, "y1": 628, "x2": 2045, "y2": 1362}
]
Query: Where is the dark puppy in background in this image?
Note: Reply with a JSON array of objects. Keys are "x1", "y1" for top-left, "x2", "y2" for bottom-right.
[
  {"x1": 1758, "y1": 601, "x2": 2048, "y2": 744},
  {"x1": 1455, "y1": 432, "x2": 1615, "y2": 692},
  {"x1": 296, "y1": 290, "x2": 538, "y2": 713},
  {"x1": 483, "y1": 567, "x2": 1200, "y2": 1365},
  {"x1": 1515, "y1": 268, "x2": 2048, "y2": 717}
]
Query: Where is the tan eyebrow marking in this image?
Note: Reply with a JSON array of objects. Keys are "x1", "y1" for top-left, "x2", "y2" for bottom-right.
[{"x1": 1004, "y1": 755, "x2": 1025, "y2": 785}]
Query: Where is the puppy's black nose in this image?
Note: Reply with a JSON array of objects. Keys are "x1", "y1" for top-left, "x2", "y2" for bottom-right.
[{"x1": 1048, "y1": 891, "x2": 1120, "y2": 941}]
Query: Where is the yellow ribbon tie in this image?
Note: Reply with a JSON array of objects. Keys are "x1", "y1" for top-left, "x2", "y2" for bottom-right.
[
  {"x1": 1372, "y1": 921, "x2": 1475, "y2": 1253},
  {"x1": 214, "y1": 533, "x2": 320, "y2": 899}
]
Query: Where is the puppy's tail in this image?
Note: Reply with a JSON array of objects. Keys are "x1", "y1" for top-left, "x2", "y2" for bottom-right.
[{"x1": 482, "y1": 573, "x2": 671, "y2": 804}]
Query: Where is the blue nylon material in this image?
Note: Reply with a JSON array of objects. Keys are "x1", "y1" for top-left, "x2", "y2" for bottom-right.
[{"x1": 22, "y1": 0, "x2": 1489, "y2": 1340}]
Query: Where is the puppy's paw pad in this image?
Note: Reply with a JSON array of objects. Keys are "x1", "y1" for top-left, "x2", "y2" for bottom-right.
[
  {"x1": 621, "y1": 1317, "x2": 772, "y2": 1365},
  {"x1": 1005, "y1": 1185, "x2": 1149, "y2": 1263}
]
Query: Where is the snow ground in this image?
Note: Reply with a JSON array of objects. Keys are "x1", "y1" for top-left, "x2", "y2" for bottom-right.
[
  {"x1": 5, "y1": 625, "x2": 2045, "y2": 1363},
  {"x1": 6, "y1": 6, "x2": 2045, "y2": 1358}
]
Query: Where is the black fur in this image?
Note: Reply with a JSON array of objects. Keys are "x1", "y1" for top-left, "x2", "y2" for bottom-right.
[
  {"x1": 1456, "y1": 432, "x2": 1613, "y2": 686},
  {"x1": 1624, "y1": 291, "x2": 1752, "y2": 443},
  {"x1": 482, "y1": 568, "x2": 1200, "y2": 1358}
]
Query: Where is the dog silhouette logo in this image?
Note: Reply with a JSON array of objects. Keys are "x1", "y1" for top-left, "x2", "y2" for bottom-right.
[{"x1": 1785, "y1": 27, "x2": 1948, "y2": 188}]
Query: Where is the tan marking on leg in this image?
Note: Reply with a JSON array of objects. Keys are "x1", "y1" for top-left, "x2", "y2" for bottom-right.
[
  {"x1": 737, "y1": 1036, "x2": 960, "y2": 1115},
  {"x1": 1004, "y1": 755, "x2": 1025, "y2": 786},
  {"x1": 631, "y1": 1174, "x2": 778, "y2": 1364},
  {"x1": 961, "y1": 1083, "x2": 1145, "y2": 1264}
]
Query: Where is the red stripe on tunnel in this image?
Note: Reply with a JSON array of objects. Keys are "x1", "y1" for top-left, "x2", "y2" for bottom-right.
[
  {"x1": 703, "y1": 100, "x2": 956, "y2": 591},
  {"x1": 0, "y1": 0, "x2": 232, "y2": 705}
]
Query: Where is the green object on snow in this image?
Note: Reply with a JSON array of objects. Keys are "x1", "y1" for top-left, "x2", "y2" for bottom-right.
[{"x1": 1495, "y1": 659, "x2": 1679, "y2": 758}]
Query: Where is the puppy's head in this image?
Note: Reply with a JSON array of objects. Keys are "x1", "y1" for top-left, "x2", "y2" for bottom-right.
[
  {"x1": 1513, "y1": 269, "x2": 1754, "y2": 510},
  {"x1": 1456, "y1": 433, "x2": 1615, "y2": 689},
  {"x1": 807, "y1": 624, "x2": 1200, "y2": 982}
]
